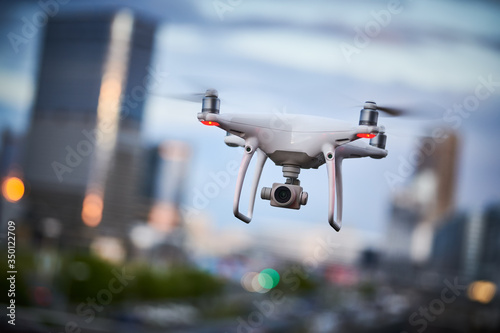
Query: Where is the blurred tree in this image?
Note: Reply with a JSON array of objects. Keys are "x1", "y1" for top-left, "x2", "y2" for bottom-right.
[{"x1": 132, "y1": 266, "x2": 224, "y2": 300}]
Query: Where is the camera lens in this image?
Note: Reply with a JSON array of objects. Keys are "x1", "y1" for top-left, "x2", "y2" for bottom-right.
[{"x1": 274, "y1": 186, "x2": 292, "y2": 204}]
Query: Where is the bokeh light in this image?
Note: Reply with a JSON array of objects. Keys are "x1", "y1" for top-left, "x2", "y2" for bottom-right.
[
  {"x1": 242, "y1": 269, "x2": 280, "y2": 292},
  {"x1": 148, "y1": 202, "x2": 179, "y2": 232},
  {"x1": 258, "y1": 268, "x2": 280, "y2": 289},
  {"x1": 2, "y1": 176, "x2": 25, "y2": 202},
  {"x1": 468, "y1": 280, "x2": 497, "y2": 304},
  {"x1": 90, "y1": 237, "x2": 126, "y2": 263},
  {"x1": 130, "y1": 224, "x2": 165, "y2": 249},
  {"x1": 81, "y1": 193, "x2": 103, "y2": 227},
  {"x1": 33, "y1": 286, "x2": 52, "y2": 307},
  {"x1": 241, "y1": 272, "x2": 269, "y2": 293}
]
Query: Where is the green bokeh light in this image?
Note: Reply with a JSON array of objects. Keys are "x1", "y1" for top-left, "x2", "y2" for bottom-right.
[{"x1": 258, "y1": 268, "x2": 280, "y2": 289}]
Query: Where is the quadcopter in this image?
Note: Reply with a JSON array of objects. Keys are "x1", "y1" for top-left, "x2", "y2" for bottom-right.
[{"x1": 196, "y1": 89, "x2": 396, "y2": 231}]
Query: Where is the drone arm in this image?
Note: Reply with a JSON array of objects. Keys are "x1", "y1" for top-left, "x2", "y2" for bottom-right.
[
  {"x1": 233, "y1": 139, "x2": 267, "y2": 223},
  {"x1": 323, "y1": 144, "x2": 342, "y2": 231},
  {"x1": 328, "y1": 141, "x2": 387, "y2": 230},
  {"x1": 247, "y1": 149, "x2": 267, "y2": 218},
  {"x1": 335, "y1": 156, "x2": 344, "y2": 228}
]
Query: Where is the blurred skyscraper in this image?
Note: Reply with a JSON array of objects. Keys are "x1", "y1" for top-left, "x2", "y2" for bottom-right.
[
  {"x1": 480, "y1": 204, "x2": 500, "y2": 280},
  {"x1": 431, "y1": 203, "x2": 500, "y2": 282},
  {"x1": 23, "y1": 10, "x2": 158, "y2": 251},
  {"x1": 385, "y1": 130, "x2": 459, "y2": 264},
  {"x1": 0, "y1": 129, "x2": 22, "y2": 178},
  {"x1": 131, "y1": 140, "x2": 192, "y2": 264},
  {"x1": 139, "y1": 140, "x2": 191, "y2": 233}
]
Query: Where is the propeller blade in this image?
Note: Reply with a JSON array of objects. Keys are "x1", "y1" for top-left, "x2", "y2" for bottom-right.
[
  {"x1": 376, "y1": 105, "x2": 404, "y2": 117},
  {"x1": 149, "y1": 89, "x2": 218, "y2": 103},
  {"x1": 356, "y1": 101, "x2": 442, "y2": 119},
  {"x1": 168, "y1": 93, "x2": 204, "y2": 103}
]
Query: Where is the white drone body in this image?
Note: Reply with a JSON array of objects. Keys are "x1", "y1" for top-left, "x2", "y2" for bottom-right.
[{"x1": 197, "y1": 90, "x2": 388, "y2": 231}]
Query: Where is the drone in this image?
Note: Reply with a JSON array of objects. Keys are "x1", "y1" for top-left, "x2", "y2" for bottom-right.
[{"x1": 196, "y1": 89, "x2": 396, "y2": 231}]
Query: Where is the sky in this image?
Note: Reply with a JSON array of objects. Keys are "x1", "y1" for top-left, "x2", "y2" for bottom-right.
[{"x1": 1, "y1": 0, "x2": 500, "y2": 247}]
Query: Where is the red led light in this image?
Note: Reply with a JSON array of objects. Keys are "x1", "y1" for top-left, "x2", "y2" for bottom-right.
[
  {"x1": 201, "y1": 120, "x2": 220, "y2": 126},
  {"x1": 357, "y1": 133, "x2": 376, "y2": 139}
]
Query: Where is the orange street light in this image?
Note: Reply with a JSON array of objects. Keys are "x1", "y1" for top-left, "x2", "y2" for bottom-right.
[{"x1": 2, "y1": 177, "x2": 25, "y2": 202}]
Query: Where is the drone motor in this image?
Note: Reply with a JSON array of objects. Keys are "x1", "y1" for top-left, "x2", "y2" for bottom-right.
[
  {"x1": 359, "y1": 101, "x2": 379, "y2": 126},
  {"x1": 201, "y1": 89, "x2": 220, "y2": 114},
  {"x1": 370, "y1": 126, "x2": 387, "y2": 150}
]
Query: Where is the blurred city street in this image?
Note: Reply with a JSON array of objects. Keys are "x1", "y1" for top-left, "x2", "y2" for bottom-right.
[{"x1": 0, "y1": 0, "x2": 500, "y2": 332}]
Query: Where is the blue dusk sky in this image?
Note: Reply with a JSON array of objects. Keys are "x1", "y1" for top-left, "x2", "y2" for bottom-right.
[{"x1": 1, "y1": 0, "x2": 499, "y2": 245}]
